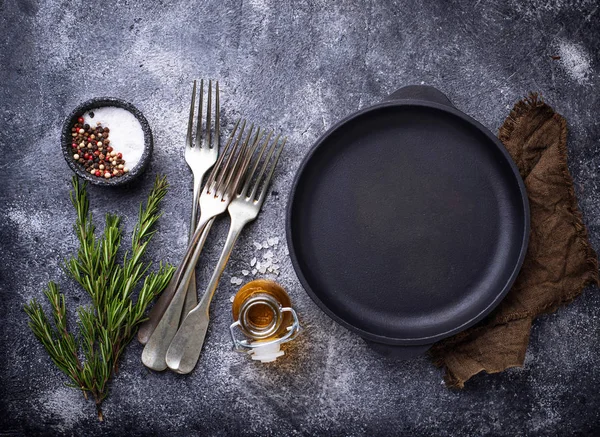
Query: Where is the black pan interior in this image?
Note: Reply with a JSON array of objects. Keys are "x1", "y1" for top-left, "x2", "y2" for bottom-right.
[{"x1": 288, "y1": 104, "x2": 528, "y2": 343}]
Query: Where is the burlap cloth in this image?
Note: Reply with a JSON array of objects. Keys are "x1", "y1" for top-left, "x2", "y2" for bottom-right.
[{"x1": 429, "y1": 94, "x2": 599, "y2": 388}]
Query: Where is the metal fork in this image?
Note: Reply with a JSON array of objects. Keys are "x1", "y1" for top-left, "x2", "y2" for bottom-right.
[
  {"x1": 165, "y1": 131, "x2": 286, "y2": 374},
  {"x1": 137, "y1": 80, "x2": 219, "y2": 345},
  {"x1": 182, "y1": 79, "x2": 219, "y2": 317},
  {"x1": 141, "y1": 120, "x2": 255, "y2": 371}
]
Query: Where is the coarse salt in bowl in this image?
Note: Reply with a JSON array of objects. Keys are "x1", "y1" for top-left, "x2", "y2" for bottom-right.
[{"x1": 61, "y1": 97, "x2": 153, "y2": 186}]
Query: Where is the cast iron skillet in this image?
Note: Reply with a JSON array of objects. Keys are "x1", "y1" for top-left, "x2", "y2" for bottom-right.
[{"x1": 286, "y1": 85, "x2": 529, "y2": 358}]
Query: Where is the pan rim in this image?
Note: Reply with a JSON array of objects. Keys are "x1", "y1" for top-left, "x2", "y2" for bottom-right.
[{"x1": 286, "y1": 99, "x2": 530, "y2": 346}]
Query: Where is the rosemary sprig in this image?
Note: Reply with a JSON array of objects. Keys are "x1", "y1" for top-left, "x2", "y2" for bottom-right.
[{"x1": 24, "y1": 175, "x2": 175, "y2": 421}]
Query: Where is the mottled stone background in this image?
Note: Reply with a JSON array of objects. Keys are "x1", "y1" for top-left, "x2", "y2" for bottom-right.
[{"x1": 1, "y1": 0, "x2": 599, "y2": 435}]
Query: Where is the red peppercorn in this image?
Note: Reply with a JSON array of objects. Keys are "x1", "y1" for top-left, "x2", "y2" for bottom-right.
[
  {"x1": 83, "y1": 153, "x2": 89, "y2": 159},
  {"x1": 77, "y1": 117, "x2": 84, "y2": 124},
  {"x1": 72, "y1": 143, "x2": 77, "y2": 148},
  {"x1": 95, "y1": 170, "x2": 101, "y2": 177},
  {"x1": 94, "y1": 150, "x2": 100, "y2": 156},
  {"x1": 107, "y1": 146, "x2": 113, "y2": 152},
  {"x1": 117, "y1": 153, "x2": 122, "y2": 159}
]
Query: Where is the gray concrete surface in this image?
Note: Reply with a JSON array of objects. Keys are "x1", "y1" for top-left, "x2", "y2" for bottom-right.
[{"x1": 1, "y1": 0, "x2": 599, "y2": 435}]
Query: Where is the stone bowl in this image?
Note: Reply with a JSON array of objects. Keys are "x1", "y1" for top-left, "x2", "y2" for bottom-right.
[{"x1": 61, "y1": 97, "x2": 153, "y2": 186}]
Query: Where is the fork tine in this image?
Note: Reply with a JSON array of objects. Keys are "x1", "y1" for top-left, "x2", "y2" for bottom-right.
[
  {"x1": 218, "y1": 124, "x2": 255, "y2": 194},
  {"x1": 214, "y1": 121, "x2": 248, "y2": 192},
  {"x1": 205, "y1": 119, "x2": 242, "y2": 191},
  {"x1": 225, "y1": 128, "x2": 262, "y2": 199},
  {"x1": 236, "y1": 128, "x2": 265, "y2": 197},
  {"x1": 252, "y1": 135, "x2": 286, "y2": 202},
  {"x1": 206, "y1": 80, "x2": 212, "y2": 148},
  {"x1": 248, "y1": 133, "x2": 280, "y2": 200},
  {"x1": 194, "y1": 79, "x2": 203, "y2": 148},
  {"x1": 186, "y1": 80, "x2": 197, "y2": 148},
  {"x1": 240, "y1": 130, "x2": 272, "y2": 197},
  {"x1": 214, "y1": 81, "x2": 220, "y2": 149}
]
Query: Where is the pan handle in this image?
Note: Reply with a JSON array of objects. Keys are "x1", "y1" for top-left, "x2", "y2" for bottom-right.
[
  {"x1": 364, "y1": 340, "x2": 432, "y2": 360},
  {"x1": 385, "y1": 85, "x2": 454, "y2": 108}
]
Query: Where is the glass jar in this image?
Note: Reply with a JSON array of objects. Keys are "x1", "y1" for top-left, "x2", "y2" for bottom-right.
[{"x1": 230, "y1": 279, "x2": 300, "y2": 363}]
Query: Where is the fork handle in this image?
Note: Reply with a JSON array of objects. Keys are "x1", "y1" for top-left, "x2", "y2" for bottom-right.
[
  {"x1": 142, "y1": 215, "x2": 214, "y2": 370},
  {"x1": 137, "y1": 216, "x2": 214, "y2": 345},
  {"x1": 166, "y1": 216, "x2": 249, "y2": 374},
  {"x1": 182, "y1": 179, "x2": 203, "y2": 317}
]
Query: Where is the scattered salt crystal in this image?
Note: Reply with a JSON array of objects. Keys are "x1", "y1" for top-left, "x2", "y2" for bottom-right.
[
  {"x1": 83, "y1": 107, "x2": 145, "y2": 170},
  {"x1": 285, "y1": 248, "x2": 289, "y2": 256},
  {"x1": 267, "y1": 267, "x2": 273, "y2": 273},
  {"x1": 252, "y1": 269, "x2": 257, "y2": 275},
  {"x1": 256, "y1": 261, "x2": 262, "y2": 270},
  {"x1": 267, "y1": 237, "x2": 276, "y2": 246},
  {"x1": 230, "y1": 295, "x2": 235, "y2": 303},
  {"x1": 242, "y1": 270, "x2": 249, "y2": 276},
  {"x1": 263, "y1": 250, "x2": 274, "y2": 259},
  {"x1": 263, "y1": 259, "x2": 272, "y2": 268},
  {"x1": 258, "y1": 265, "x2": 267, "y2": 274},
  {"x1": 250, "y1": 257, "x2": 257, "y2": 267},
  {"x1": 253, "y1": 242, "x2": 262, "y2": 250},
  {"x1": 262, "y1": 240, "x2": 268, "y2": 248},
  {"x1": 231, "y1": 277, "x2": 239, "y2": 284}
]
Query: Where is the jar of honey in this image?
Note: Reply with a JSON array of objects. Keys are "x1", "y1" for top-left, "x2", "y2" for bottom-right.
[{"x1": 230, "y1": 279, "x2": 300, "y2": 363}]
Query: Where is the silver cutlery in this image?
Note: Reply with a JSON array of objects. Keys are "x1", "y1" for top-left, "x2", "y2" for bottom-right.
[
  {"x1": 141, "y1": 120, "x2": 254, "y2": 371},
  {"x1": 165, "y1": 131, "x2": 286, "y2": 374},
  {"x1": 182, "y1": 79, "x2": 219, "y2": 318},
  {"x1": 137, "y1": 80, "x2": 220, "y2": 345}
]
